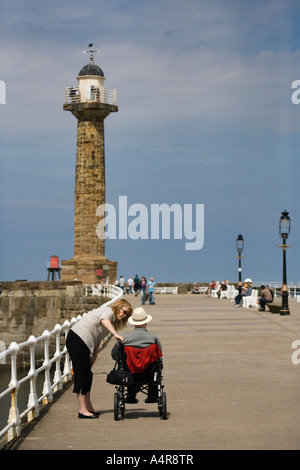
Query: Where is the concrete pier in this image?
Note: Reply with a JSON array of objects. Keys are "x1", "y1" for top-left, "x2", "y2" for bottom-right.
[{"x1": 8, "y1": 294, "x2": 300, "y2": 450}]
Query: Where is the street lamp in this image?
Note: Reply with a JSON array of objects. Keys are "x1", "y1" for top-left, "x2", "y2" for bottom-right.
[
  {"x1": 236, "y1": 234, "x2": 244, "y2": 292},
  {"x1": 277, "y1": 210, "x2": 292, "y2": 316}
]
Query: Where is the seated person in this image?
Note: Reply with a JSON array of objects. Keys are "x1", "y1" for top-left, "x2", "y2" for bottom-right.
[
  {"x1": 111, "y1": 307, "x2": 163, "y2": 403},
  {"x1": 234, "y1": 279, "x2": 253, "y2": 307},
  {"x1": 217, "y1": 280, "x2": 228, "y2": 298},
  {"x1": 206, "y1": 280, "x2": 216, "y2": 294},
  {"x1": 192, "y1": 283, "x2": 200, "y2": 294},
  {"x1": 258, "y1": 285, "x2": 273, "y2": 311}
]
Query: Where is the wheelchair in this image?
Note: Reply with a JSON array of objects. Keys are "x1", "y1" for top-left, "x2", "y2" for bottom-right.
[{"x1": 112, "y1": 344, "x2": 167, "y2": 421}]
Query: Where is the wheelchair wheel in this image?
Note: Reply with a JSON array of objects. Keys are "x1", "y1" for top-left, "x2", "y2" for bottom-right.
[
  {"x1": 158, "y1": 391, "x2": 167, "y2": 420},
  {"x1": 114, "y1": 392, "x2": 120, "y2": 421},
  {"x1": 114, "y1": 391, "x2": 125, "y2": 421}
]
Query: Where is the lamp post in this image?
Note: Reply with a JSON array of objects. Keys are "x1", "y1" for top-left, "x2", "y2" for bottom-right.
[
  {"x1": 236, "y1": 234, "x2": 244, "y2": 293},
  {"x1": 277, "y1": 210, "x2": 291, "y2": 316}
]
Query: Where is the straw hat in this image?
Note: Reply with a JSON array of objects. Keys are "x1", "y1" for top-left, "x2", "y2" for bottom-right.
[{"x1": 128, "y1": 307, "x2": 152, "y2": 326}]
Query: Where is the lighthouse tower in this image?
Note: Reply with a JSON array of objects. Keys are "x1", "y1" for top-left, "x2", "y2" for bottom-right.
[{"x1": 61, "y1": 46, "x2": 118, "y2": 285}]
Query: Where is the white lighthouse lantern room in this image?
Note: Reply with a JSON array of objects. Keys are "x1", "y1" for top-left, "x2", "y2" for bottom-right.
[{"x1": 64, "y1": 46, "x2": 117, "y2": 106}]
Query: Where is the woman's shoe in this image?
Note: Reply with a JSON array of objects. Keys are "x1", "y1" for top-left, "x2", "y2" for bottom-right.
[
  {"x1": 89, "y1": 410, "x2": 101, "y2": 416},
  {"x1": 78, "y1": 412, "x2": 99, "y2": 419}
]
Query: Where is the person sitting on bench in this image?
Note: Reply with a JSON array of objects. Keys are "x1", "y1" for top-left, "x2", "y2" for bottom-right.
[{"x1": 258, "y1": 285, "x2": 273, "y2": 311}]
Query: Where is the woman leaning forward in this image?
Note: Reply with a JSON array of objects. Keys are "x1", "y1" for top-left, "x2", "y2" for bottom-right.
[{"x1": 66, "y1": 298, "x2": 132, "y2": 418}]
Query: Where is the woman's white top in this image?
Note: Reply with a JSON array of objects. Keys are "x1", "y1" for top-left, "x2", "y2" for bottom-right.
[{"x1": 71, "y1": 304, "x2": 114, "y2": 354}]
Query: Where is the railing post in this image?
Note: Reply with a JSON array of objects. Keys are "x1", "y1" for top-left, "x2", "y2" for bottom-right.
[
  {"x1": 62, "y1": 321, "x2": 72, "y2": 383},
  {"x1": 53, "y1": 324, "x2": 63, "y2": 393},
  {"x1": 27, "y1": 335, "x2": 39, "y2": 422},
  {"x1": 7, "y1": 342, "x2": 21, "y2": 442},
  {"x1": 42, "y1": 331, "x2": 53, "y2": 405}
]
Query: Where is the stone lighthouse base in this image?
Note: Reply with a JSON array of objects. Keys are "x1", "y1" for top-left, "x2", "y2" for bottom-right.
[{"x1": 60, "y1": 256, "x2": 117, "y2": 285}]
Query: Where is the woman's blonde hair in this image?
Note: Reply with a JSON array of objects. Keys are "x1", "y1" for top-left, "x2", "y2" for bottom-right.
[{"x1": 112, "y1": 298, "x2": 133, "y2": 331}]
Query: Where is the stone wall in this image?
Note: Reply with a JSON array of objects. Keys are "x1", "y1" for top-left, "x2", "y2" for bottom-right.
[{"x1": 0, "y1": 281, "x2": 106, "y2": 350}]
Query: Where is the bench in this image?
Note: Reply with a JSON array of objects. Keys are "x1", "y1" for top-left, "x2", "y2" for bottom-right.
[
  {"x1": 242, "y1": 290, "x2": 258, "y2": 308},
  {"x1": 165, "y1": 287, "x2": 178, "y2": 294},
  {"x1": 156, "y1": 287, "x2": 167, "y2": 294},
  {"x1": 266, "y1": 303, "x2": 281, "y2": 314},
  {"x1": 156, "y1": 286, "x2": 178, "y2": 294}
]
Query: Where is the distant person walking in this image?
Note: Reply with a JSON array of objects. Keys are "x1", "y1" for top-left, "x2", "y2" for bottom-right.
[
  {"x1": 127, "y1": 277, "x2": 134, "y2": 294},
  {"x1": 133, "y1": 274, "x2": 141, "y2": 297},
  {"x1": 147, "y1": 277, "x2": 156, "y2": 305},
  {"x1": 119, "y1": 276, "x2": 125, "y2": 292},
  {"x1": 140, "y1": 276, "x2": 147, "y2": 305}
]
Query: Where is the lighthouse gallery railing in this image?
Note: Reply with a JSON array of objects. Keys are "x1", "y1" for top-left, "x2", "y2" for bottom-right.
[
  {"x1": 64, "y1": 86, "x2": 117, "y2": 106},
  {"x1": 0, "y1": 284, "x2": 123, "y2": 445}
]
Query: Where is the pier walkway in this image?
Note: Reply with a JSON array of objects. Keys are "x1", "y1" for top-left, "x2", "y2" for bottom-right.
[{"x1": 8, "y1": 294, "x2": 300, "y2": 451}]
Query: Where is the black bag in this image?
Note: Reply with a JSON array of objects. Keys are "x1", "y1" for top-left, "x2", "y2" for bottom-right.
[{"x1": 106, "y1": 364, "x2": 133, "y2": 385}]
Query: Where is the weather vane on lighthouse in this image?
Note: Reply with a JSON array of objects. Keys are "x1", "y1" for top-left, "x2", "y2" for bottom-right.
[{"x1": 84, "y1": 43, "x2": 100, "y2": 63}]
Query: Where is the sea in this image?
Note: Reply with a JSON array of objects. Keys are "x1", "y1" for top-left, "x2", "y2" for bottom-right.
[{"x1": 0, "y1": 364, "x2": 57, "y2": 432}]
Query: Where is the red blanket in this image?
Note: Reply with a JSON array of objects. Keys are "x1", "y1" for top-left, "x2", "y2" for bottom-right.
[{"x1": 124, "y1": 343, "x2": 162, "y2": 374}]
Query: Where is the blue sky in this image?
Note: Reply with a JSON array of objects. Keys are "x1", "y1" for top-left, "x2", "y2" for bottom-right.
[{"x1": 0, "y1": 0, "x2": 299, "y2": 284}]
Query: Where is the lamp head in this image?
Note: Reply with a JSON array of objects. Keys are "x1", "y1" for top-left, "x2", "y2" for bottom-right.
[
  {"x1": 236, "y1": 234, "x2": 244, "y2": 253},
  {"x1": 279, "y1": 210, "x2": 290, "y2": 239}
]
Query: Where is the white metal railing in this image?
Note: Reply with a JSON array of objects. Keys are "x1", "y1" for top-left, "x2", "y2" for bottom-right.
[
  {"x1": 252, "y1": 283, "x2": 300, "y2": 299},
  {"x1": 253, "y1": 282, "x2": 300, "y2": 288},
  {"x1": 64, "y1": 86, "x2": 117, "y2": 106},
  {"x1": 0, "y1": 284, "x2": 123, "y2": 446}
]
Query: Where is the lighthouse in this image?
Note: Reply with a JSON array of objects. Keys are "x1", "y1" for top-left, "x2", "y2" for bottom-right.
[{"x1": 61, "y1": 46, "x2": 118, "y2": 285}]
